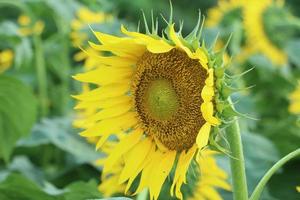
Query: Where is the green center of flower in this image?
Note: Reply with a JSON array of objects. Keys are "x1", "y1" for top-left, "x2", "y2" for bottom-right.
[{"x1": 146, "y1": 79, "x2": 179, "y2": 120}]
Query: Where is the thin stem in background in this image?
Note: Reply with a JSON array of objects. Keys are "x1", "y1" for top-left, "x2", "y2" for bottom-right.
[
  {"x1": 33, "y1": 35, "x2": 48, "y2": 117},
  {"x1": 250, "y1": 148, "x2": 300, "y2": 200}
]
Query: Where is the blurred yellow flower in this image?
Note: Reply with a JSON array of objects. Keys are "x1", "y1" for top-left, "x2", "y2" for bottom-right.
[
  {"x1": 18, "y1": 15, "x2": 44, "y2": 36},
  {"x1": 0, "y1": 50, "x2": 14, "y2": 73},
  {"x1": 188, "y1": 150, "x2": 231, "y2": 200},
  {"x1": 206, "y1": 0, "x2": 244, "y2": 27},
  {"x1": 71, "y1": 7, "x2": 112, "y2": 47},
  {"x1": 297, "y1": 186, "x2": 300, "y2": 192},
  {"x1": 243, "y1": 0, "x2": 287, "y2": 65},
  {"x1": 289, "y1": 81, "x2": 300, "y2": 114}
]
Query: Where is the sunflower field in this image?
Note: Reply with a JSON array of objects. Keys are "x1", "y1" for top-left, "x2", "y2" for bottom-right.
[{"x1": 0, "y1": 0, "x2": 300, "y2": 199}]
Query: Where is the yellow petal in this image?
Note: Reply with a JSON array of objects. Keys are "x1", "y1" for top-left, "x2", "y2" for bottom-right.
[
  {"x1": 118, "y1": 138, "x2": 154, "y2": 183},
  {"x1": 134, "y1": 150, "x2": 161, "y2": 195},
  {"x1": 104, "y1": 127, "x2": 144, "y2": 169},
  {"x1": 99, "y1": 175, "x2": 125, "y2": 197},
  {"x1": 72, "y1": 82, "x2": 129, "y2": 101},
  {"x1": 195, "y1": 48, "x2": 209, "y2": 69},
  {"x1": 95, "y1": 134, "x2": 111, "y2": 150},
  {"x1": 205, "y1": 68, "x2": 214, "y2": 87},
  {"x1": 97, "y1": 38, "x2": 145, "y2": 57},
  {"x1": 201, "y1": 176, "x2": 231, "y2": 191},
  {"x1": 73, "y1": 66, "x2": 132, "y2": 85},
  {"x1": 121, "y1": 25, "x2": 174, "y2": 53},
  {"x1": 90, "y1": 55, "x2": 137, "y2": 67},
  {"x1": 125, "y1": 143, "x2": 156, "y2": 194},
  {"x1": 79, "y1": 112, "x2": 137, "y2": 137},
  {"x1": 74, "y1": 96, "x2": 131, "y2": 110},
  {"x1": 169, "y1": 24, "x2": 194, "y2": 58},
  {"x1": 196, "y1": 122, "x2": 211, "y2": 149},
  {"x1": 149, "y1": 150, "x2": 176, "y2": 200},
  {"x1": 201, "y1": 85, "x2": 214, "y2": 102},
  {"x1": 93, "y1": 30, "x2": 130, "y2": 44},
  {"x1": 85, "y1": 101, "x2": 132, "y2": 123},
  {"x1": 199, "y1": 186, "x2": 223, "y2": 200},
  {"x1": 170, "y1": 146, "x2": 197, "y2": 199},
  {"x1": 89, "y1": 41, "x2": 145, "y2": 58},
  {"x1": 201, "y1": 102, "x2": 220, "y2": 125}
]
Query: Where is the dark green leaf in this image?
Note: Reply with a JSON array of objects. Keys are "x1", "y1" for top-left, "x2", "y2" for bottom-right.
[
  {"x1": 0, "y1": 173, "x2": 60, "y2": 200},
  {"x1": 0, "y1": 173, "x2": 105, "y2": 200},
  {"x1": 63, "y1": 180, "x2": 102, "y2": 200}
]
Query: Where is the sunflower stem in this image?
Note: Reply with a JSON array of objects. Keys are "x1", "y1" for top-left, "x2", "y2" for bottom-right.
[
  {"x1": 249, "y1": 148, "x2": 300, "y2": 200},
  {"x1": 33, "y1": 34, "x2": 48, "y2": 117},
  {"x1": 137, "y1": 188, "x2": 148, "y2": 200},
  {"x1": 52, "y1": 11, "x2": 71, "y2": 115},
  {"x1": 226, "y1": 113, "x2": 248, "y2": 200}
]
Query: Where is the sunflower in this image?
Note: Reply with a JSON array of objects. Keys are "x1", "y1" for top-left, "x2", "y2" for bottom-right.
[
  {"x1": 289, "y1": 81, "x2": 300, "y2": 114},
  {"x1": 0, "y1": 49, "x2": 14, "y2": 73},
  {"x1": 206, "y1": 0, "x2": 244, "y2": 27},
  {"x1": 243, "y1": 0, "x2": 287, "y2": 65},
  {"x1": 187, "y1": 150, "x2": 231, "y2": 200},
  {"x1": 73, "y1": 12, "x2": 229, "y2": 200},
  {"x1": 71, "y1": 7, "x2": 112, "y2": 47}
]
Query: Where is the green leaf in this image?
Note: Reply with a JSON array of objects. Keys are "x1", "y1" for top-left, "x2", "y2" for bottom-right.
[
  {"x1": 0, "y1": 173, "x2": 105, "y2": 200},
  {"x1": 268, "y1": 159, "x2": 300, "y2": 200},
  {"x1": 286, "y1": 39, "x2": 300, "y2": 68},
  {"x1": 91, "y1": 198, "x2": 132, "y2": 200},
  {"x1": 14, "y1": 38, "x2": 33, "y2": 69},
  {"x1": 0, "y1": 75, "x2": 37, "y2": 162},
  {"x1": 18, "y1": 118, "x2": 103, "y2": 164},
  {"x1": 63, "y1": 180, "x2": 102, "y2": 200},
  {"x1": 242, "y1": 133, "x2": 280, "y2": 194},
  {"x1": 8, "y1": 156, "x2": 44, "y2": 185},
  {"x1": 0, "y1": 21, "x2": 21, "y2": 45},
  {"x1": 0, "y1": 173, "x2": 60, "y2": 200}
]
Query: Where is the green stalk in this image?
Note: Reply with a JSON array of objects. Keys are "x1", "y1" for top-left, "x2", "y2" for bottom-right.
[
  {"x1": 136, "y1": 188, "x2": 148, "y2": 200},
  {"x1": 250, "y1": 148, "x2": 300, "y2": 200},
  {"x1": 33, "y1": 35, "x2": 48, "y2": 117},
  {"x1": 51, "y1": 11, "x2": 71, "y2": 115},
  {"x1": 226, "y1": 117, "x2": 249, "y2": 200}
]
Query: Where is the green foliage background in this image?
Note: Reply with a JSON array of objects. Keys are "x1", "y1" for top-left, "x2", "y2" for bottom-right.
[{"x1": 0, "y1": 0, "x2": 299, "y2": 200}]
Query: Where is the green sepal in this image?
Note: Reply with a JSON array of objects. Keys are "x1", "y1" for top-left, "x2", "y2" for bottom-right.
[
  {"x1": 222, "y1": 105, "x2": 240, "y2": 119},
  {"x1": 215, "y1": 66, "x2": 226, "y2": 79},
  {"x1": 220, "y1": 83, "x2": 236, "y2": 99}
]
